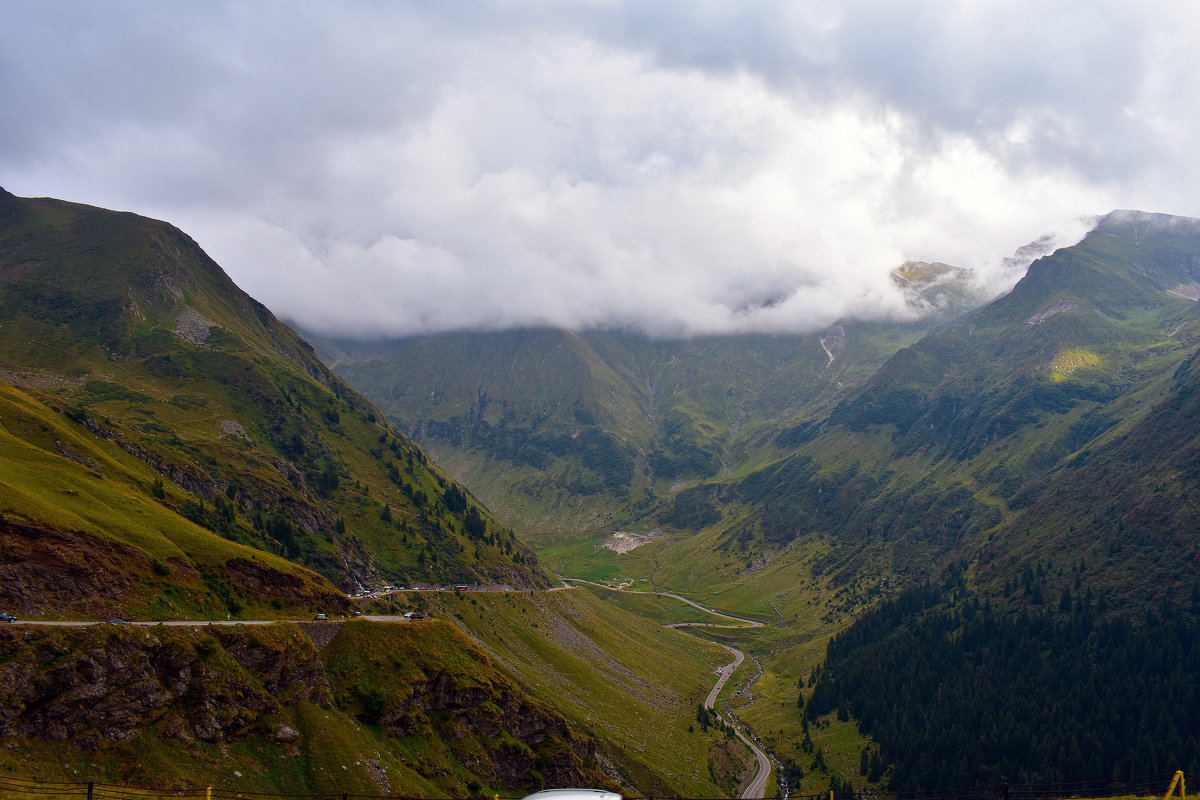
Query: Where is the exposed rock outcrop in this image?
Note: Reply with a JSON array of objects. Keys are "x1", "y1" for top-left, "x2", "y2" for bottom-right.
[
  {"x1": 0, "y1": 619, "x2": 615, "y2": 795},
  {"x1": 0, "y1": 623, "x2": 330, "y2": 749}
]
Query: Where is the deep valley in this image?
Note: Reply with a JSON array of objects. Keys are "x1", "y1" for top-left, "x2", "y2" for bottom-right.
[{"x1": 4, "y1": 188, "x2": 1200, "y2": 797}]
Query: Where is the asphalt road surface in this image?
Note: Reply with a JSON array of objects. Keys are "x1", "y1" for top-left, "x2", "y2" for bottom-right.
[
  {"x1": 9, "y1": 586, "x2": 776, "y2": 796},
  {"x1": 6, "y1": 616, "x2": 406, "y2": 627},
  {"x1": 563, "y1": 579, "x2": 774, "y2": 798}
]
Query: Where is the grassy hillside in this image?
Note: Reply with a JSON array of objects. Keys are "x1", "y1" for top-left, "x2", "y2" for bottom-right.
[
  {"x1": 0, "y1": 378, "x2": 345, "y2": 619},
  {"x1": 0, "y1": 189, "x2": 548, "y2": 613},
  {"x1": 0, "y1": 619, "x2": 614, "y2": 797},
  {"x1": 674, "y1": 212, "x2": 1200, "y2": 792},
  {"x1": 365, "y1": 587, "x2": 754, "y2": 797}
]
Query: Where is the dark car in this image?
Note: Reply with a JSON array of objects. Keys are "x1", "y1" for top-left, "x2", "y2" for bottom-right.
[
  {"x1": 0, "y1": 612, "x2": 15, "y2": 623},
  {"x1": 106, "y1": 619, "x2": 128, "y2": 625}
]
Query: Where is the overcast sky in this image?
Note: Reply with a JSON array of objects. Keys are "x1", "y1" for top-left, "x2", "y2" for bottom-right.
[{"x1": 4, "y1": 1, "x2": 1199, "y2": 338}]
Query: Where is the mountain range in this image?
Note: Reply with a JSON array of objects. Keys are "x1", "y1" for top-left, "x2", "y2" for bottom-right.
[
  {"x1": 5, "y1": 185, "x2": 1200, "y2": 796},
  {"x1": 315, "y1": 209, "x2": 1200, "y2": 791},
  {"x1": 317, "y1": 211, "x2": 1200, "y2": 618},
  {"x1": 0, "y1": 188, "x2": 743, "y2": 797}
]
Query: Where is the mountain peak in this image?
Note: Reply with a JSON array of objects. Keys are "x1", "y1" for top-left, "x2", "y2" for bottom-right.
[{"x1": 1096, "y1": 208, "x2": 1200, "y2": 235}]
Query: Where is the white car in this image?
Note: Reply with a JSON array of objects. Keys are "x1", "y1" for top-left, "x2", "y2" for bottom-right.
[{"x1": 520, "y1": 791, "x2": 620, "y2": 800}]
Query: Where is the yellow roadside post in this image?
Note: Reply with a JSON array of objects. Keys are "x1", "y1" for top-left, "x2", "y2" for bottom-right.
[{"x1": 1165, "y1": 771, "x2": 1186, "y2": 800}]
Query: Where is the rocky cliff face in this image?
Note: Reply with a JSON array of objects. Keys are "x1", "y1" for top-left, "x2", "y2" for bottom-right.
[
  {"x1": 0, "y1": 623, "x2": 329, "y2": 750},
  {"x1": 364, "y1": 654, "x2": 604, "y2": 788},
  {"x1": 0, "y1": 520, "x2": 352, "y2": 619},
  {"x1": 0, "y1": 619, "x2": 615, "y2": 795},
  {"x1": 322, "y1": 619, "x2": 618, "y2": 793}
]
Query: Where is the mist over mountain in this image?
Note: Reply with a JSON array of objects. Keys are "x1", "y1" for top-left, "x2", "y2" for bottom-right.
[
  {"x1": 9, "y1": 2, "x2": 1200, "y2": 791},
  {"x1": 9, "y1": 3, "x2": 1171, "y2": 340},
  {"x1": 317, "y1": 209, "x2": 1200, "y2": 791},
  {"x1": 6, "y1": 188, "x2": 1200, "y2": 796}
]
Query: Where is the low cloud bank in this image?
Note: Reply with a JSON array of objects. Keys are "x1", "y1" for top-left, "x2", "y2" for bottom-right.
[{"x1": 3, "y1": 2, "x2": 1189, "y2": 337}]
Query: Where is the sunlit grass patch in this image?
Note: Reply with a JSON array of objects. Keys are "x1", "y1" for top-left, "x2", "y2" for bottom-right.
[{"x1": 1049, "y1": 348, "x2": 1103, "y2": 380}]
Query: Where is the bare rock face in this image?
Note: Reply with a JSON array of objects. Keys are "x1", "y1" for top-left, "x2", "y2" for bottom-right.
[
  {"x1": 270, "y1": 723, "x2": 301, "y2": 743},
  {"x1": 0, "y1": 519, "x2": 351, "y2": 619},
  {"x1": 0, "y1": 619, "x2": 614, "y2": 794},
  {"x1": 336, "y1": 623, "x2": 612, "y2": 793},
  {"x1": 0, "y1": 519, "x2": 143, "y2": 618},
  {"x1": 220, "y1": 558, "x2": 350, "y2": 613},
  {"x1": 0, "y1": 624, "x2": 330, "y2": 749}
]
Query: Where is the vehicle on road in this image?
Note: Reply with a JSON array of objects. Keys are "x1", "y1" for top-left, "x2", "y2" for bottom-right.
[
  {"x1": 519, "y1": 790, "x2": 621, "y2": 800},
  {"x1": 313, "y1": 613, "x2": 328, "y2": 621},
  {"x1": 0, "y1": 612, "x2": 15, "y2": 623},
  {"x1": 106, "y1": 619, "x2": 127, "y2": 625}
]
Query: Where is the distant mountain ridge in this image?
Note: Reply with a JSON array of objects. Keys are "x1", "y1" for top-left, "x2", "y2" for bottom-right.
[
  {"x1": 309, "y1": 290, "x2": 976, "y2": 548},
  {"x1": 315, "y1": 210, "x2": 1200, "y2": 613},
  {"x1": 316, "y1": 211, "x2": 1200, "y2": 792}
]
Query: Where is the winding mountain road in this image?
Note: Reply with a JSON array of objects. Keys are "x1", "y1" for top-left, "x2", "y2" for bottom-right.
[
  {"x1": 5, "y1": 615, "x2": 407, "y2": 627},
  {"x1": 562, "y1": 579, "x2": 774, "y2": 798},
  {"x1": 11, "y1": 587, "x2": 776, "y2": 797}
]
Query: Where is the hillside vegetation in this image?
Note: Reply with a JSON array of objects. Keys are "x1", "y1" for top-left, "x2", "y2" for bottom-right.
[
  {"x1": 365, "y1": 587, "x2": 751, "y2": 798},
  {"x1": 318, "y1": 317, "x2": 970, "y2": 549},
  {"x1": 0, "y1": 188, "x2": 547, "y2": 619},
  {"x1": 0, "y1": 619, "x2": 613, "y2": 797},
  {"x1": 324, "y1": 211, "x2": 1200, "y2": 794}
]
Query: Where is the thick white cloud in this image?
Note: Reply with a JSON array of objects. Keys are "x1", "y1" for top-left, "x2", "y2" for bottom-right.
[{"x1": 2, "y1": 2, "x2": 1196, "y2": 337}]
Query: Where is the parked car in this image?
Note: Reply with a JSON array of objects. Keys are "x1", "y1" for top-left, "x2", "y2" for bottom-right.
[
  {"x1": 0, "y1": 612, "x2": 15, "y2": 623},
  {"x1": 313, "y1": 613, "x2": 328, "y2": 621}
]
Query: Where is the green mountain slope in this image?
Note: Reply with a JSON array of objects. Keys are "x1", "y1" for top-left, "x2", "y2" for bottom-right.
[
  {"x1": 751, "y1": 213, "x2": 1200, "y2": 792},
  {"x1": 0, "y1": 378, "x2": 346, "y2": 619},
  {"x1": 743, "y1": 211, "x2": 1200, "y2": 600},
  {"x1": 321, "y1": 211, "x2": 1200, "y2": 794},
  {"x1": 313, "y1": 307, "x2": 968, "y2": 549},
  {"x1": 0, "y1": 189, "x2": 548, "y2": 616},
  {"x1": 603, "y1": 212, "x2": 1200, "y2": 608},
  {"x1": 368, "y1": 587, "x2": 748, "y2": 797}
]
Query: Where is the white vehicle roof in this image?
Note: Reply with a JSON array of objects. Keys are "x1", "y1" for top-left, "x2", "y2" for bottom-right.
[{"x1": 519, "y1": 791, "x2": 620, "y2": 800}]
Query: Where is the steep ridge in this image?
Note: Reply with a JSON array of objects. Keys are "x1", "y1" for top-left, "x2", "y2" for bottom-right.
[
  {"x1": 615, "y1": 212, "x2": 1200, "y2": 611},
  {"x1": 747, "y1": 211, "x2": 1200, "y2": 599},
  {"x1": 781, "y1": 214, "x2": 1200, "y2": 791},
  {"x1": 0, "y1": 188, "x2": 548, "y2": 617}
]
